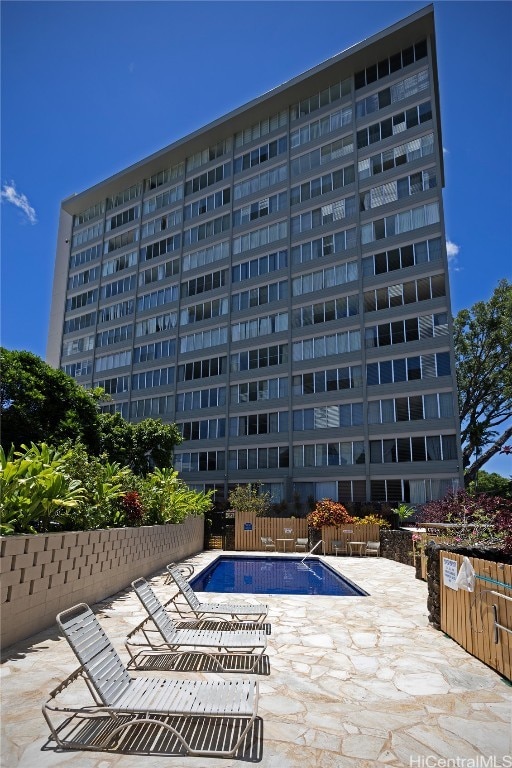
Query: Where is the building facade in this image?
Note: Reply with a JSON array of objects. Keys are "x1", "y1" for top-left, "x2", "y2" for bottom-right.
[{"x1": 47, "y1": 5, "x2": 463, "y2": 509}]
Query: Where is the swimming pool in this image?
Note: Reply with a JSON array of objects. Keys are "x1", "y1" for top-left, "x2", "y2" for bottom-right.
[{"x1": 189, "y1": 556, "x2": 368, "y2": 597}]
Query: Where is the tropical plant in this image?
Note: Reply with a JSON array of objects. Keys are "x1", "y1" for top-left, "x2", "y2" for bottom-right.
[
  {"x1": 57, "y1": 441, "x2": 135, "y2": 529},
  {"x1": 0, "y1": 443, "x2": 85, "y2": 534},
  {"x1": 115, "y1": 491, "x2": 145, "y2": 527},
  {"x1": 141, "y1": 468, "x2": 213, "y2": 524},
  {"x1": 392, "y1": 503, "x2": 416, "y2": 521},
  {"x1": 357, "y1": 514, "x2": 391, "y2": 528},
  {"x1": 306, "y1": 499, "x2": 355, "y2": 530},
  {"x1": 228, "y1": 484, "x2": 271, "y2": 518}
]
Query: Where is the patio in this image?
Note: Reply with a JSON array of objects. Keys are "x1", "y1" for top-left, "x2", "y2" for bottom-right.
[{"x1": 1, "y1": 551, "x2": 511, "y2": 767}]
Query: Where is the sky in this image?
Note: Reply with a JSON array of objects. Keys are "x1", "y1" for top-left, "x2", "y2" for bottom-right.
[{"x1": 1, "y1": 0, "x2": 511, "y2": 475}]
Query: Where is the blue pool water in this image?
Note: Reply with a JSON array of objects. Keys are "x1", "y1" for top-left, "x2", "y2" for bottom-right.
[{"x1": 189, "y1": 556, "x2": 368, "y2": 597}]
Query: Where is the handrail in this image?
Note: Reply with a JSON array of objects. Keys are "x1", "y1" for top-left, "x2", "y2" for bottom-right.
[{"x1": 301, "y1": 539, "x2": 324, "y2": 564}]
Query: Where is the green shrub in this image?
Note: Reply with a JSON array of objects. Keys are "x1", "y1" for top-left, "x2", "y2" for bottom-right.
[{"x1": 0, "y1": 443, "x2": 85, "y2": 534}]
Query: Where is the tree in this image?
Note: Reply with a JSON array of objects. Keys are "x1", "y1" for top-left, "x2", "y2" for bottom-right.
[
  {"x1": 228, "y1": 484, "x2": 271, "y2": 517},
  {"x1": 0, "y1": 349, "x2": 101, "y2": 453},
  {"x1": 468, "y1": 471, "x2": 512, "y2": 499},
  {"x1": 454, "y1": 279, "x2": 512, "y2": 485},
  {"x1": 98, "y1": 413, "x2": 182, "y2": 475}
]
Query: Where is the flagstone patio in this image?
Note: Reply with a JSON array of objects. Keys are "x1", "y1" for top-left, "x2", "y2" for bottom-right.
[{"x1": 1, "y1": 551, "x2": 511, "y2": 767}]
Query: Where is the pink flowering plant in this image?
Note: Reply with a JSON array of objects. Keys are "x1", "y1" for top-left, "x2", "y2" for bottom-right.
[
  {"x1": 306, "y1": 498, "x2": 355, "y2": 530},
  {"x1": 416, "y1": 489, "x2": 512, "y2": 552}
]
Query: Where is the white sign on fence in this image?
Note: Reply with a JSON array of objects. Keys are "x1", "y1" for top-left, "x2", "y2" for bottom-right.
[{"x1": 442, "y1": 557, "x2": 459, "y2": 591}]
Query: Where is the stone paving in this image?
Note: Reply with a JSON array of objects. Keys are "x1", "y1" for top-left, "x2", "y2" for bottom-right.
[{"x1": 1, "y1": 551, "x2": 511, "y2": 767}]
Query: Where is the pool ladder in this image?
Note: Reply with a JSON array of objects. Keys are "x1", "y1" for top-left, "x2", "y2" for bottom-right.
[{"x1": 300, "y1": 539, "x2": 325, "y2": 565}]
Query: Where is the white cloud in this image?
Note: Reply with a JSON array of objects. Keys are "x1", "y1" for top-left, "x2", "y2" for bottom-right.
[
  {"x1": 1, "y1": 181, "x2": 37, "y2": 224},
  {"x1": 443, "y1": 146, "x2": 449, "y2": 155},
  {"x1": 446, "y1": 240, "x2": 460, "y2": 260}
]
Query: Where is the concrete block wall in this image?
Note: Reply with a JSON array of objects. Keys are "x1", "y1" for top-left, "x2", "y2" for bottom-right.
[{"x1": 0, "y1": 517, "x2": 204, "y2": 649}]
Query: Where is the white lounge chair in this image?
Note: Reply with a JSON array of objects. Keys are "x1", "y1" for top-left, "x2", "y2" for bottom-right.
[
  {"x1": 295, "y1": 538, "x2": 309, "y2": 552},
  {"x1": 43, "y1": 603, "x2": 259, "y2": 757},
  {"x1": 163, "y1": 561, "x2": 194, "y2": 586},
  {"x1": 166, "y1": 563, "x2": 268, "y2": 625},
  {"x1": 260, "y1": 537, "x2": 275, "y2": 551},
  {"x1": 365, "y1": 541, "x2": 381, "y2": 556},
  {"x1": 126, "y1": 578, "x2": 267, "y2": 672}
]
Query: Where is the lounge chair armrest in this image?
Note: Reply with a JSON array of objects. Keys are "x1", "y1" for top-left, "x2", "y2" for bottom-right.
[{"x1": 46, "y1": 666, "x2": 85, "y2": 701}]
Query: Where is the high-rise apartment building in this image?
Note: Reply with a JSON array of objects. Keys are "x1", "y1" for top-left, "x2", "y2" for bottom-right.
[{"x1": 47, "y1": 5, "x2": 463, "y2": 509}]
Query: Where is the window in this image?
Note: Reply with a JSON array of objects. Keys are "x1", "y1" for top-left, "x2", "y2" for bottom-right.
[
  {"x1": 72, "y1": 222, "x2": 103, "y2": 248},
  {"x1": 106, "y1": 184, "x2": 141, "y2": 210},
  {"x1": 132, "y1": 366, "x2": 174, "y2": 390},
  {"x1": 178, "y1": 356, "x2": 227, "y2": 381},
  {"x1": 64, "y1": 311, "x2": 96, "y2": 333},
  {"x1": 356, "y1": 69, "x2": 429, "y2": 118},
  {"x1": 230, "y1": 344, "x2": 288, "y2": 372},
  {"x1": 65, "y1": 289, "x2": 98, "y2": 312},
  {"x1": 180, "y1": 418, "x2": 226, "y2": 440},
  {"x1": 137, "y1": 285, "x2": 179, "y2": 313},
  {"x1": 291, "y1": 227, "x2": 357, "y2": 265},
  {"x1": 74, "y1": 201, "x2": 104, "y2": 226},
  {"x1": 176, "y1": 386, "x2": 226, "y2": 411},
  {"x1": 357, "y1": 101, "x2": 432, "y2": 150},
  {"x1": 354, "y1": 40, "x2": 427, "y2": 90},
  {"x1": 180, "y1": 298, "x2": 229, "y2": 325},
  {"x1": 138, "y1": 259, "x2": 179, "y2": 287},
  {"x1": 143, "y1": 184, "x2": 183, "y2": 215},
  {"x1": 184, "y1": 187, "x2": 231, "y2": 221},
  {"x1": 232, "y1": 249, "x2": 287, "y2": 283},
  {"x1": 186, "y1": 138, "x2": 232, "y2": 172},
  {"x1": 367, "y1": 352, "x2": 451, "y2": 386},
  {"x1": 183, "y1": 240, "x2": 229, "y2": 272},
  {"x1": 133, "y1": 340, "x2": 176, "y2": 364},
  {"x1": 180, "y1": 327, "x2": 228, "y2": 353},
  {"x1": 290, "y1": 77, "x2": 351, "y2": 121},
  {"x1": 290, "y1": 105, "x2": 352, "y2": 148},
  {"x1": 135, "y1": 312, "x2": 178, "y2": 336},
  {"x1": 69, "y1": 243, "x2": 102, "y2": 270},
  {"x1": 291, "y1": 136, "x2": 353, "y2": 177},
  {"x1": 230, "y1": 376, "x2": 288, "y2": 404},
  {"x1": 234, "y1": 163, "x2": 287, "y2": 200},
  {"x1": 235, "y1": 109, "x2": 287, "y2": 147},
  {"x1": 106, "y1": 205, "x2": 140, "y2": 232},
  {"x1": 145, "y1": 162, "x2": 185, "y2": 192},
  {"x1": 184, "y1": 213, "x2": 231, "y2": 246},
  {"x1": 362, "y1": 237, "x2": 442, "y2": 276},
  {"x1": 232, "y1": 221, "x2": 287, "y2": 255},
  {"x1": 233, "y1": 191, "x2": 287, "y2": 226},
  {"x1": 184, "y1": 163, "x2": 231, "y2": 197},
  {"x1": 232, "y1": 280, "x2": 287, "y2": 312},
  {"x1": 234, "y1": 136, "x2": 287, "y2": 175},
  {"x1": 361, "y1": 203, "x2": 440, "y2": 245}
]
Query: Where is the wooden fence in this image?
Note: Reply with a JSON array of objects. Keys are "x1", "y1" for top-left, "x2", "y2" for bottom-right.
[
  {"x1": 321, "y1": 524, "x2": 380, "y2": 554},
  {"x1": 234, "y1": 514, "x2": 308, "y2": 551},
  {"x1": 440, "y1": 550, "x2": 511, "y2": 681},
  {"x1": 233, "y1": 513, "x2": 380, "y2": 554}
]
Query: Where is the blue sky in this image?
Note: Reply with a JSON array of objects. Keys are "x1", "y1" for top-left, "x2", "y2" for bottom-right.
[{"x1": 1, "y1": 1, "x2": 511, "y2": 475}]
